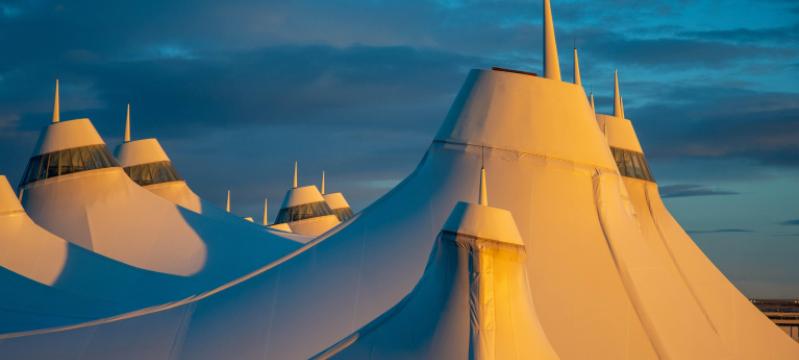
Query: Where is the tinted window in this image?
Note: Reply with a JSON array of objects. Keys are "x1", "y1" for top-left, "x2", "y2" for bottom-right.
[
  {"x1": 20, "y1": 145, "x2": 119, "y2": 187},
  {"x1": 610, "y1": 147, "x2": 655, "y2": 181},
  {"x1": 124, "y1": 161, "x2": 182, "y2": 186},
  {"x1": 275, "y1": 201, "x2": 334, "y2": 224},
  {"x1": 332, "y1": 207, "x2": 355, "y2": 221}
]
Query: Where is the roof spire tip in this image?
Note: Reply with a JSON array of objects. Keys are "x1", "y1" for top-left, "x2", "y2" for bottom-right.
[
  {"x1": 613, "y1": 70, "x2": 625, "y2": 119},
  {"x1": 543, "y1": 0, "x2": 562, "y2": 81},
  {"x1": 292, "y1": 161, "x2": 298, "y2": 189},
  {"x1": 573, "y1": 46, "x2": 582, "y2": 86},
  {"x1": 479, "y1": 166, "x2": 488, "y2": 206},
  {"x1": 321, "y1": 170, "x2": 326, "y2": 195},
  {"x1": 124, "y1": 103, "x2": 131, "y2": 143},
  {"x1": 52, "y1": 79, "x2": 60, "y2": 123}
]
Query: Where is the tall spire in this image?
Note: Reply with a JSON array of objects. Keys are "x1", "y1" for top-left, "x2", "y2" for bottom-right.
[
  {"x1": 589, "y1": 91, "x2": 596, "y2": 111},
  {"x1": 321, "y1": 171, "x2": 326, "y2": 194},
  {"x1": 479, "y1": 167, "x2": 488, "y2": 206},
  {"x1": 262, "y1": 198, "x2": 269, "y2": 226},
  {"x1": 292, "y1": 161, "x2": 298, "y2": 189},
  {"x1": 124, "y1": 103, "x2": 131, "y2": 143},
  {"x1": 225, "y1": 190, "x2": 231, "y2": 213},
  {"x1": 543, "y1": 0, "x2": 561, "y2": 81},
  {"x1": 52, "y1": 79, "x2": 60, "y2": 123},
  {"x1": 573, "y1": 46, "x2": 581, "y2": 86},
  {"x1": 613, "y1": 70, "x2": 625, "y2": 119}
]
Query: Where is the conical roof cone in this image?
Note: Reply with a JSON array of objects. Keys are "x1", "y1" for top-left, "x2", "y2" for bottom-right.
[
  {"x1": 321, "y1": 173, "x2": 355, "y2": 222},
  {"x1": 20, "y1": 102, "x2": 116, "y2": 190},
  {"x1": 111, "y1": 113, "x2": 207, "y2": 213},
  {"x1": 603, "y1": 111, "x2": 799, "y2": 358},
  {"x1": 543, "y1": 0, "x2": 561, "y2": 81},
  {"x1": 276, "y1": 164, "x2": 340, "y2": 235}
]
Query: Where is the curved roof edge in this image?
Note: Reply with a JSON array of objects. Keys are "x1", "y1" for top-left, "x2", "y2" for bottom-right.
[
  {"x1": 32, "y1": 118, "x2": 105, "y2": 155},
  {"x1": 114, "y1": 138, "x2": 171, "y2": 167}
]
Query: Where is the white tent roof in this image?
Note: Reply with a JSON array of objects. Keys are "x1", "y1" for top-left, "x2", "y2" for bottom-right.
[
  {"x1": 0, "y1": 67, "x2": 780, "y2": 359},
  {"x1": 114, "y1": 138, "x2": 171, "y2": 167},
  {"x1": 604, "y1": 112, "x2": 799, "y2": 358},
  {"x1": 0, "y1": 4, "x2": 795, "y2": 357},
  {"x1": 323, "y1": 192, "x2": 350, "y2": 211},
  {"x1": 32, "y1": 118, "x2": 105, "y2": 155},
  {"x1": 18, "y1": 117, "x2": 303, "y2": 278},
  {"x1": 0, "y1": 176, "x2": 22, "y2": 214},
  {"x1": 314, "y1": 201, "x2": 558, "y2": 359}
]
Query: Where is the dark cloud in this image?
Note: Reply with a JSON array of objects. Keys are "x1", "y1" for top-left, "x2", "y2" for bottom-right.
[
  {"x1": 581, "y1": 33, "x2": 796, "y2": 68},
  {"x1": 687, "y1": 228, "x2": 753, "y2": 235},
  {"x1": 678, "y1": 24, "x2": 799, "y2": 45},
  {"x1": 660, "y1": 184, "x2": 740, "y2": 198},
  {"x1": 779, "y1": 219, "x2": 799, "y2": 226},
  {"x1": 631, "y1": 85, "x2": 799, "y2": 168}
]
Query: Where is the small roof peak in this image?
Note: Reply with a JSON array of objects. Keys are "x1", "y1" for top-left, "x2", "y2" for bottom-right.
[
  {"x1": 321, "y1": 171, "x2": 326, "y2": 195},
  {"x1": 52, "y1": 79, "x2": 60, "y2": 123},
  {"x1": 479, "y1": 167, "x2": 488, "y2": 206},
  {"x1": 613, "y1": 70, "x2": 625, "y2": 119},
  {"x1": 124, "y1": 103, "x2": 131, "y2": 143},
  {"x1": 573, "y1": 47, "x2": 582, "y2": 86},
  {"x1": 225, "y1": 190, "x2": 231, "y2": 213},
  {"x1": 293, "y1": 161, "x2": 298, "y2": 189},
  {"x1": 543, "y1": 0, "x2": 561, "y2": 81}
]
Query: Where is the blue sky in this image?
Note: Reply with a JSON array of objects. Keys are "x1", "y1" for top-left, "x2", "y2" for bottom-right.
[{"x1": 0, "y1": 0, "x2": 797, "y2": 297}]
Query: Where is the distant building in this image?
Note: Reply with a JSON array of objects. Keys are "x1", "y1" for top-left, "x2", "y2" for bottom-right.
[{"x1": 751, "y1": 299, "x2": 799, "y2": 342}]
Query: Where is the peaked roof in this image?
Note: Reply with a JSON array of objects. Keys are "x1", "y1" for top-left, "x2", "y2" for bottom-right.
[{"x1": 31, "y1": 118, "x2": 106, "y2": 156}]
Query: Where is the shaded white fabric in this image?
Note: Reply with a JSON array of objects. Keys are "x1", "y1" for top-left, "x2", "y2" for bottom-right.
[
  {"x1": 315, "y1": 202, "x2": 558, "y2": 360},
  {"x1": 0, "y1": 69, "x2": 795, "y2": 359}
]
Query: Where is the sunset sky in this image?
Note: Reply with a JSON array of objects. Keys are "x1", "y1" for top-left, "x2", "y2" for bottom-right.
[{"x1": 0, "y1": 0, "x2": 797, "y2": 297}]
